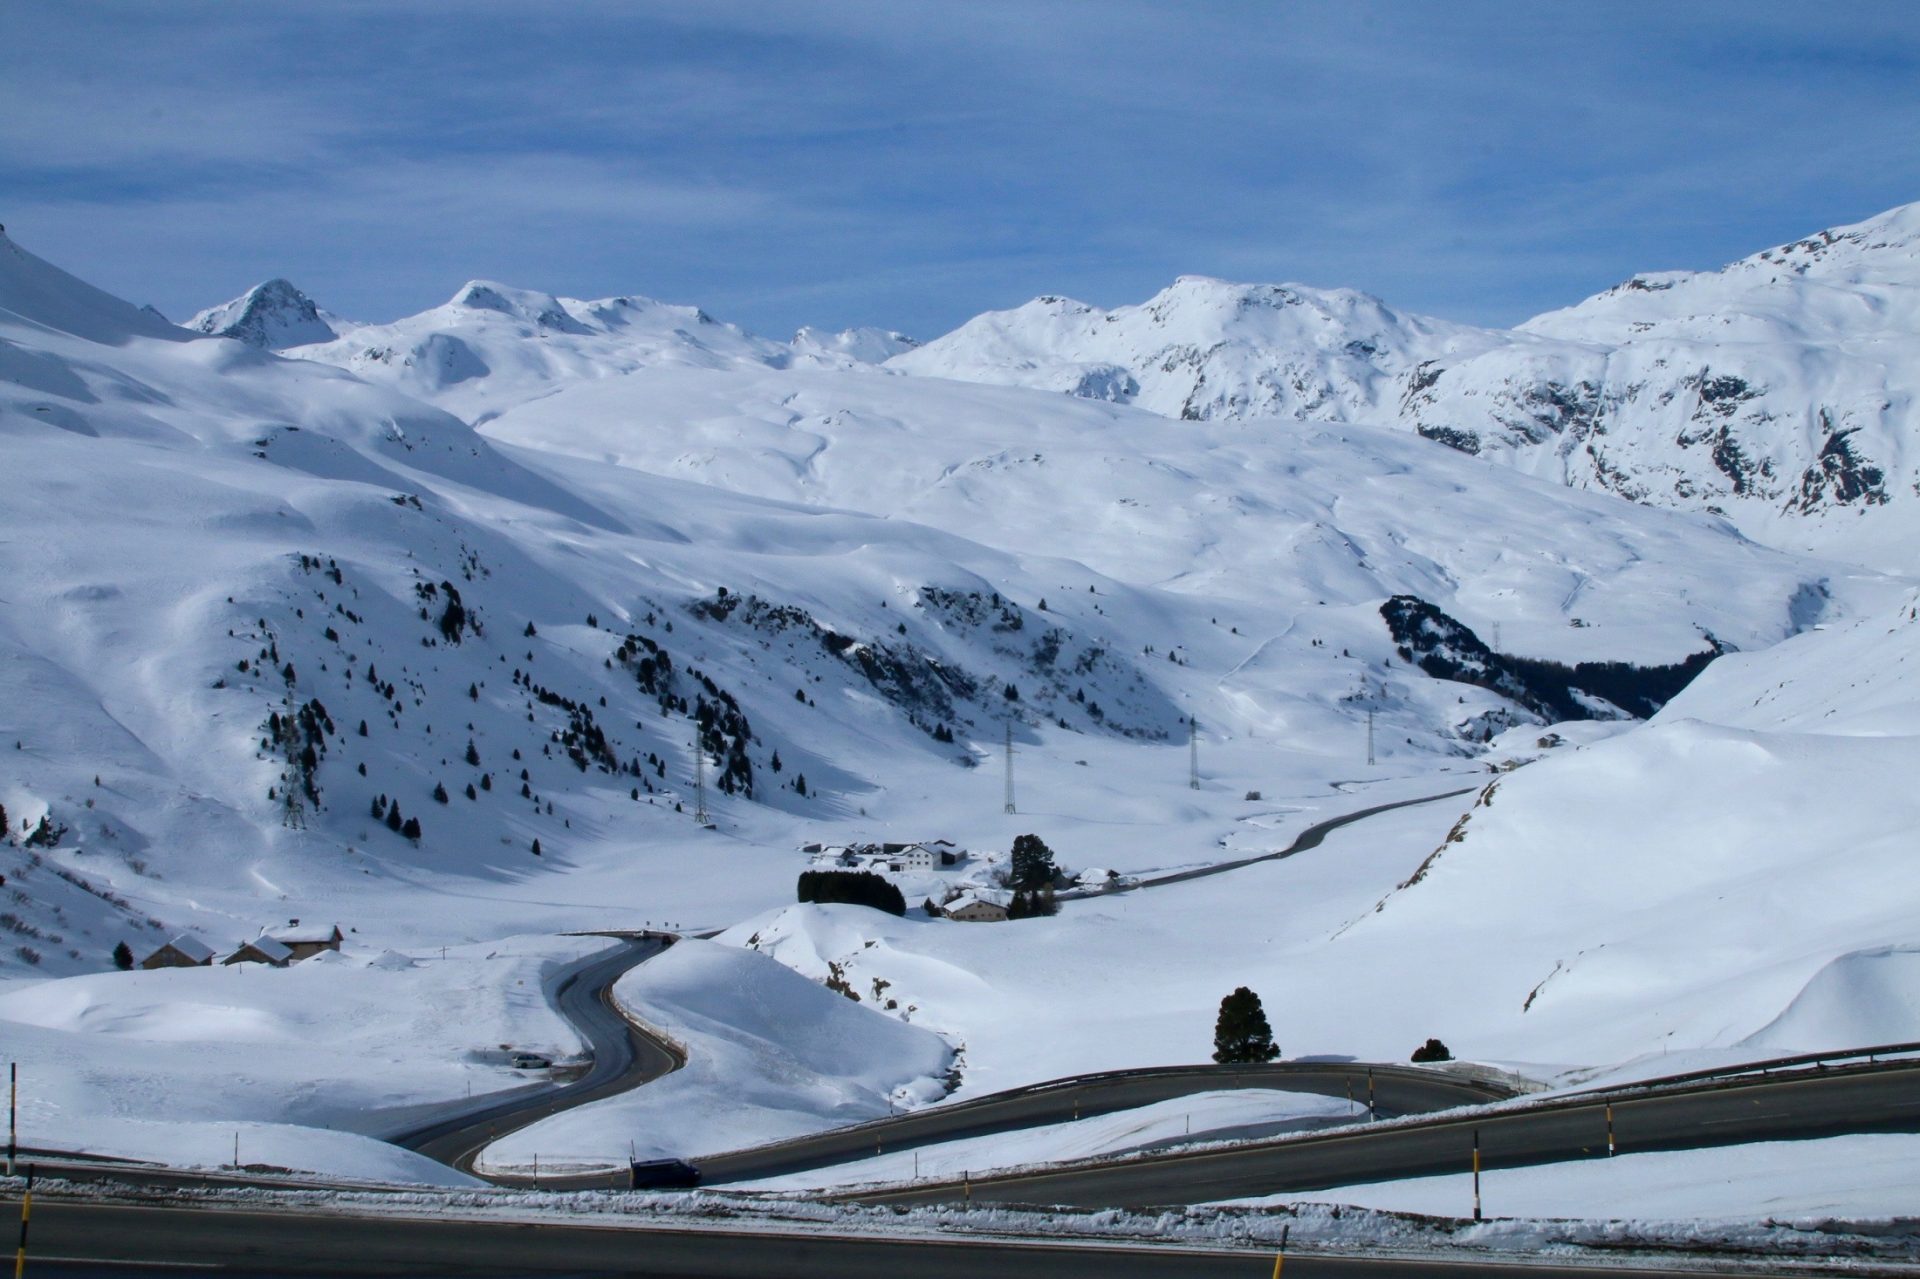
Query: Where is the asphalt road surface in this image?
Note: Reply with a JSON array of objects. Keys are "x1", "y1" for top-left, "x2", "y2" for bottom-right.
[
  {"x1": 696, "y1": 1062, "x2": 1514, "y2": 1183},
  {"x1": 10, "y1": 1198, "x2": 1811, "y2": 1278},
  {"x1": 388, "y1": 936, "x2": 682, "y2": 1186},
  {"x1": 859, "y1": 1059, "x2": 1920, "y2": 1208},
  {"x1": 1070, "y1": 784, "x2": 1481, "y2": 897}
]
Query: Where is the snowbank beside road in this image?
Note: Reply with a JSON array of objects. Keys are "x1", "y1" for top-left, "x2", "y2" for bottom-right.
[
  {"x1": 477, "y1": 939, "x2": 953, "y2": 1174},
  {"x1": 1235, "y1": 1132, "x2": 1920, "y2": 1222},
  {"x1": 735, "y1": 1088, "x2": 1358, "y2": 1191}
]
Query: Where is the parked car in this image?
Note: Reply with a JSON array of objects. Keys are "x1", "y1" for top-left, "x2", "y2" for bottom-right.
[{"x1": 510, "y1": 1052, "x2": 553, "y2": 1070}]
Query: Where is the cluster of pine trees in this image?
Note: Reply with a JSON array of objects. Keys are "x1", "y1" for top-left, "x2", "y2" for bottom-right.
[{"x1": 796, "y1": 869, "x2": 906, "y2": 916}]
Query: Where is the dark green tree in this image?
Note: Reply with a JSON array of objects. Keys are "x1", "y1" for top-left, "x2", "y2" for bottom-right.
[
  {"x1": 1009, "y1": 833, "x2": 1057, "y2": 890},
  {"x1": 1411, "y1": 1037, "x2": 1453, "y2": 1063},
  {"x1": 401, "y1": 816, "x2": 422, "y2": 841},
  {"x1": 1212, "y1": 986, "x2": 1280, "y2": 1064},
  {"x1": 112, "y1": 940, "x2": 134, "y2": 971}
]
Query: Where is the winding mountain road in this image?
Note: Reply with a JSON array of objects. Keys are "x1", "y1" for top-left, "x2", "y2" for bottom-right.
[
  {"x1": 1066, "y1": 782, "x2": 1481, "y2": 898},
  {"x1": 386, "y1": 935, "x2": 682, "y2": 1184}
]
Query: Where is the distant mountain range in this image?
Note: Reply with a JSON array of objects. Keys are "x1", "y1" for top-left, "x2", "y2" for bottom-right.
[{"x1": 192, "y1": 202, "x2": 1920, "y2": 568}]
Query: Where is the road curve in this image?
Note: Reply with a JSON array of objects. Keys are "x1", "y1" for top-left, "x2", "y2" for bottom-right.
[
  {"x1": 387, "y1": 936, "x2": 683, "y2": 1185},
  {"x1": 1071, "y1": 784, "x2": 1482, "y2": 898},
  {"x1": 10, "y1": 1198, "x2": 1797, "y2": 1279},
  {"x1": 697, "y1": 1062, "x2": 1515, "y2": 1184},
  {"x1": 856, "y1": 1058, "x2": 1920, "y2": 1209}
]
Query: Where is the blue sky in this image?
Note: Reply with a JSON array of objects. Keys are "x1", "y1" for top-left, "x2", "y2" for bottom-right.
[{"x1": 5, "y1": 2, "x2": 1918, "y2": 339}]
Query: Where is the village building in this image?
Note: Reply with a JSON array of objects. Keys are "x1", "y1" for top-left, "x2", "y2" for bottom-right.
[
  {"x1": 260, "y1": 920, "x2": 344, "y2": 962},
  {"x1": 887, "y1": 844, "x2": 938, "y2": 872},
  {"x1": 943, "y1": 889, "x2": 1011, "y2": 923},
  {"x1": 222, "y1": 936, "x2": 294, "y2": 968},
  {"x1": 140, "y1": 935, "x2": 214, "y2": 969}
]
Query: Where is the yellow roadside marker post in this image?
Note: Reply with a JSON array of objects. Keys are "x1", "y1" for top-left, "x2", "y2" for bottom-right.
[
  {"x1": 1270, "y1": 1223, "x2": 1291, "y2": 1277},
  {"x1": 13, "y1": 1166, "x2": 31, "y2": 1279},
  {"x1": 1472, "y1": 1129, "x2": 1483, "y2": 1222}
]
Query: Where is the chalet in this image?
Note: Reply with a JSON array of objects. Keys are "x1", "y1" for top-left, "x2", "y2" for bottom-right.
[
  {"x1": 222, "y1": 936, "x2": 293, "y2": 968},
  {"x1": 887, "y1": 844, "x2": 937, "y2": 872},
  {"x1": 141, "y1": 935, "x2": 214, "y2": 969},
  {"x1": 943, "y1": 890, "x2": 1011, "y2": 923},
  {"x1": 261, "y1": 920, "x2": 344, "y2": 962}
]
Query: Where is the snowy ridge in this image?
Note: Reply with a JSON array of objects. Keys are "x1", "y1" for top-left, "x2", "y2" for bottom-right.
[
  {"x1": 189, "y1": 279, "x2": 343, "y2": 350},
  {"x1": 890, "y1": 276, "x2": 1499, "y2": 421},
  {"x1": 898, "y1": 203, "x2": 1920, "y2": 568}
]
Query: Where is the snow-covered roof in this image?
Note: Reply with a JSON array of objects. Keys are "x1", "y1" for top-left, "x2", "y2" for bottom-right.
[
  {"x1": 157, "y1": 935, "x2": 214, "y2": 963},
  {"x1": 230, "y1": 936, "x2": 294, "y2": 963},
  {"x1": 946, "y1": 888, "x2": 1012, "y2": 912},
  {"x1": 263, "y1": 922, "x2": 342, "y2": 945}
]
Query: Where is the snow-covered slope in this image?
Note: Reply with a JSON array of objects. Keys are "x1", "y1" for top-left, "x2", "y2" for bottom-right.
[
  {"x1": 1399, "y1": 202, "x2": 1920, "y2": 566},
  {"x1": 899, "y1": 204, "x2": 1920, "y2": 569},
  {"x1": 890, "y1": 276, "x2": 1499, "y2": 422},
  {"x1": 280, "y1": 280, "x2": 793, "y2": 423},
  {"x1": 790, "y1": 324, "x2": 918, "y2": 366},
  {"x1": 1323, "y1": 587, "x2": 1920, "y2": 1069},
  {"x1": 3, "y1": 225, "x2": 1872, "y2": 986},
  {"x1": 189, "y1": 278, "x2": 345, "y2": 349}
]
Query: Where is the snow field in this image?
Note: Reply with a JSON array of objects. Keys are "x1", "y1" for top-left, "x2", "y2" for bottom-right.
[{"x1": 0, "y1": 935, "x2": 600, "y2": 1178}]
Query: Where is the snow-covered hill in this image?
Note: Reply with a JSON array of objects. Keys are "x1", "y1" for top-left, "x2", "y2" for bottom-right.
[
  {"x1": 190, "y1": 277, "x2": 916, "y2": 428},
  {"x1": 898, "y1": 203, "x2": 1920, "y2": 569},
  {"x1": 189, "y1": 278, "x2": 345, "y2": 350},
  {"x1": 4, "y1": 224, "x2": 1874, "y2": 989},
  {"x1": 1322, "y1": 585, "x2": 1920, "y2": 1070},
  {"x1": 9, "y1": 213, "x2": 1920, "y2": 1197},
  {"x1": 889, "y1": 276, "x2": 1500, "y2": 421}
]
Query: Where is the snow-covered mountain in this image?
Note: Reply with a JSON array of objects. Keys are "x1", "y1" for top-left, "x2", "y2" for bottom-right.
[
  {"x1": 191, "y1": 278, "x2": 915, "y2": 427},
  {"x1": 790, "y1": 324, "x2": 919, "y2": 366},
  {"x1": 897, "y1": 203, "x2": 1920, "y2": 569},
  {"x1": 188, "y1": 278, "x2": 345, "y2": 349},
  {"x1": 2, "y1": 225, "x2": 1865, "y2": 985},
  {"x1": 11, "y1": 218, "x2": 1920, "y2": 1188},
  {"x1": 890, "y1": 276, "x2": 1498, "y2": 421},
  {"x1": 273, "y1": 280, "x2": 792, "y2": 423}
]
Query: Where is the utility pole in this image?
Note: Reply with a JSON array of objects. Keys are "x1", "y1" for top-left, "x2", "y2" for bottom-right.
[
  {"x1": 7, "y1": 1063, "x2": 15, "y2": 1176},
  {"x1": 1366, "y1": 708, "x2": 1375, "y2": 767},
  {"x1": 692, "y1": 739, "x2": 709, "y2": 827},
  {"x1": 1188, "y1": 716, "x2": 1200, "y2": 790},
  {"x1": 1003, "y1": 722, "x2": 1016, "y2": 814},
  {"x1": 1491, "y1": 620, "x2": 1502, "y2": 652}
]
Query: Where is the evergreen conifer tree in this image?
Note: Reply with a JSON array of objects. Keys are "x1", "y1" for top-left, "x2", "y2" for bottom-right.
[
  {"x1": 1212, "y1": 986, "x2": 1280, "y2": 1063},
  {"x1": 112, "y1": 940, "x2": 134, "y2": 971},
  {"x1": 1009, "y1": 833, "x2": 1057, "y2": 890}
]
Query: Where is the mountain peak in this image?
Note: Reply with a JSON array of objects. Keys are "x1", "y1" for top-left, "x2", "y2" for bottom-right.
[
  {"x1": 189, "y1": 278, "x2": 338, "y2": 349},
  {"x1": 445, "y1": 280, "x2": 593, "y2": 335}
]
